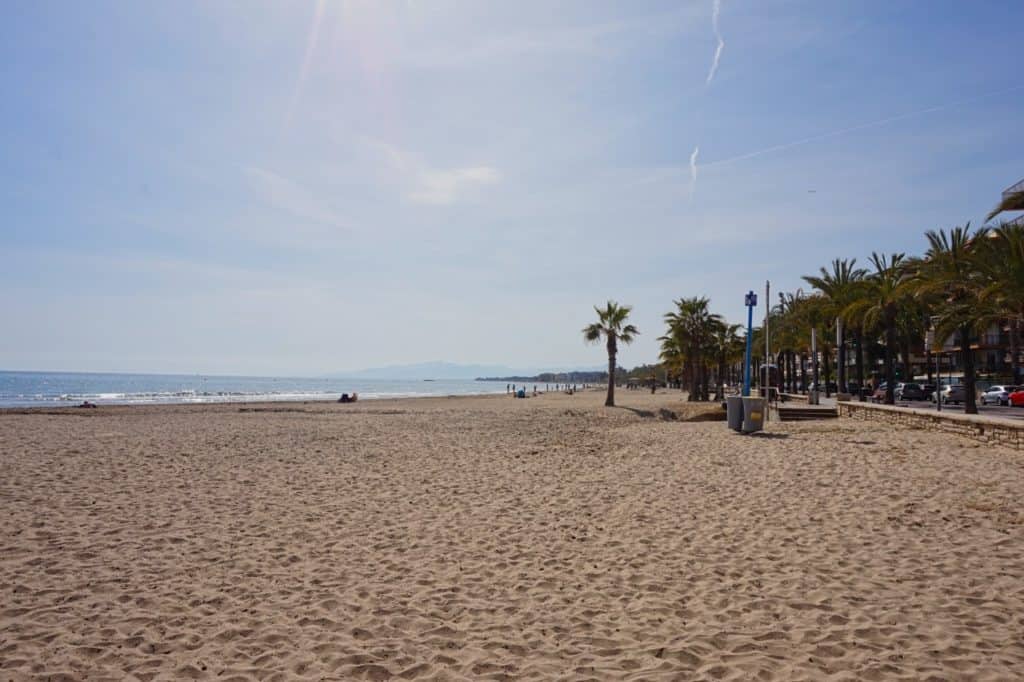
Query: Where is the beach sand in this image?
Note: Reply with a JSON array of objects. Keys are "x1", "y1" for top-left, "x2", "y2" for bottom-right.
[{"x1": 2, "y1": 389, "x2": 1023, "y2": 680}]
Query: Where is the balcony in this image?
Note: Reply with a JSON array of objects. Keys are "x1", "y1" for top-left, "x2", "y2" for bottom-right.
[{"x1": 1004, "y1": 178, "x2": 1024, "y2": 199}]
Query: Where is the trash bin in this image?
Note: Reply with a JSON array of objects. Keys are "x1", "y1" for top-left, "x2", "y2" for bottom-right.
[
  {"x1": 726, "y1": 396, "x2": 743, "y2": 431},
  {"x1": 808, "y1": 390, "x2": 820, "y2": 405},
  {"x1": 741, "y1": 397, "x2": 766, "y2": 433}
]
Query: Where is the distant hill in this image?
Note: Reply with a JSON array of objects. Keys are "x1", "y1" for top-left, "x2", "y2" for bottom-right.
[{"x1": 333, "y1": 361, "x2": 603, "y2": 381}]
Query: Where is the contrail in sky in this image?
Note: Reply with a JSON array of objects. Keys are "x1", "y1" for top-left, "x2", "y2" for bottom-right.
[
  {"x1": 700, "y1": 84, "x2": 1024, "y2": 169},
  {"x1": 284, "y1": 0, "x2": 327, "y2": 130},
  {"x1": 689, "y1": 145, "x2": 700, "y2": 196},
  {"x1": 706, "y1": 0, "x2": 724, "y2": 85}
]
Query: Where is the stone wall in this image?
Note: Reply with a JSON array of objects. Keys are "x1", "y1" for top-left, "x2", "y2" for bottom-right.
[{"x1": 837, "y1": 401, "x2": 1023, "y2": 450}]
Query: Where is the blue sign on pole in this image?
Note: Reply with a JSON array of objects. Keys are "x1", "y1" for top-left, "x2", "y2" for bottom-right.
[{"x1": 743, "y1": 291, "x2": 756, "y2": 396}]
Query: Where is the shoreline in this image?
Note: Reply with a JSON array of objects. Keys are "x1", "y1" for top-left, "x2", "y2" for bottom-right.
[{"x1": 0, "y1": 390, "x2": 518, "y2": 415}]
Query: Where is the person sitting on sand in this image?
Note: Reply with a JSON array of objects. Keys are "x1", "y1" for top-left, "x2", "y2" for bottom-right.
[{"x1": 338, "y1": 393, "x2": 354, "y2": 403}]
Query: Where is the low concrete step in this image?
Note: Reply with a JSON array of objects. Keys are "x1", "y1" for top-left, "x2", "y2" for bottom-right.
[{"x1": 777, "y1": 407, "x2": 839, "y2": 422}]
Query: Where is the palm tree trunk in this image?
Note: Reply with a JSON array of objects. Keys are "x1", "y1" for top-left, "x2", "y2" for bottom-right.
[
  {"x1": 715, "y1": 354, "x2": 725, "y2": 400},
  {"x1": 854, "y1": 328, "x2": 865, "y2": 402},
  {"x1": 962, "y1": 325, "x2": 977, "y2": 415},
  {"x1": 885, "y1": 315, "x2": 896, "y2": 405},
  {"x1": 605, "y1": 343, "x2": 616, "y2": 407},
  {"x1": 838, "y1": 327, "x2": 847, "y2": 393},
  {"x1": 788, "y1": 351, "x2": 795, "y2": 392},
  {"x1": 901, "y1": 336, "x2": 913, "y2": 383},
  {"x1": 823, "y1": 349, "x2": 831, "y2": 398},
  {"x1": 785, "y1": 351, "x2": 792, "y2": 392},
  {"x1": 800, "y1": 352, "x2": 808, "y2": 394},
  {"x1": 1011, "y1": 317, "x2": 1021, "y2": 386}
]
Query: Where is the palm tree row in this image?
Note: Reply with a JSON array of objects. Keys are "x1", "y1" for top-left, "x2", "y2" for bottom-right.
[
  {"x1": 581, "y1": 222, "x2": 1023, "y2": 412},
  {"x1": 774, "y1": 222, "x2": 1024, "y2": 414}
]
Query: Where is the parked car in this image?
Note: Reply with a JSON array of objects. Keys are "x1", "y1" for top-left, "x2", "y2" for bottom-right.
[
  {"x1": 896, "y1": 382, "x2": 926, "y2": 401},
  {"x1": 980, "y1": 385, "x2": 1017, "y2": 406},
  {"x1": 930, "y1": 383, "x2": 953, "y2": 403},
  {"x1": 1009, "y1": 388, "x2": 1024, "y2": 407},
  {"x1": 808, "y1": 381, "x2": 838, "y2": 393},
  {"x1": 943, "y1": 384, "x2": 968, "y2": 405},
  {"x1": 871, "y1": 383, "x2": 888, "y2": 403},
  {"x1": 922, "y1": 383, "x2": 937, "y2": 401}
]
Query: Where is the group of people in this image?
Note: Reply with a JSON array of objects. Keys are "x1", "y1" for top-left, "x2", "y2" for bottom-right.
[
  {"x1": 506, "y1": 383, "x2": 586, "y2": 398},
  {"x1": 337, "y1": 392, "x2": 358, "y2": 403},
  {"x1": 507, "y1": 384, "x2": 536, "y2": 399}
]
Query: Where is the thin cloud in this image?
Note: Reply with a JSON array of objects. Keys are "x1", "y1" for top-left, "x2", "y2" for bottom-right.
[
  {"x1": 702, "y1": 84, "x2": 1024, "y2": 169},
  {"x1": 706, "y1": 0, "x2": 724, "y2": 85},
  {"x1": 284, "y1": 0, "x2": 326, "y2": 130},
  {"x1": 409, "y1": 167, "x2": 501, "y2": 206},
  {"x1": 243, "y1": 166, "x2": 348, "y2": 229},
  {"x1": 364, "y1": 138, "x2": 501, "y2": 206},
  {"x1": 688, "y1": 145, "x2": 700, "y2": 196}
]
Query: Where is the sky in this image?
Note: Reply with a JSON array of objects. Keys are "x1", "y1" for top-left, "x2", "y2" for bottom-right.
[{"x1": 2, "y1": 0, "x2": 1022, "y2": 376}]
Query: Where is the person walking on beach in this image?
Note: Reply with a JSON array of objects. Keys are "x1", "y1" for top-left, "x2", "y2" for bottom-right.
[{"x1": 507, "y1": 383, "x2": 510, "y2": 394}]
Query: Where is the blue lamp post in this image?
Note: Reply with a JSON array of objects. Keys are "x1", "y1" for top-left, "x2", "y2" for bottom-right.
[{"x1": 743, "y1": 291, "x2": 757, "y2": 396}]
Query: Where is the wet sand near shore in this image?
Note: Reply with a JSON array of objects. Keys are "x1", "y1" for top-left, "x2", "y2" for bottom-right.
[{"x1": 2, "y1": 389, "x2": 1023, "y2": 680}]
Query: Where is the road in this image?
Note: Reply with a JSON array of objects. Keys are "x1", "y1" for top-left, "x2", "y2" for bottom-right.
[
  {"x1": 804, "y1": 394, "x2": 1024, "y2": 421},
  {"x1": 886, "y1": 399, "x2": 1024, "y2": 421}
]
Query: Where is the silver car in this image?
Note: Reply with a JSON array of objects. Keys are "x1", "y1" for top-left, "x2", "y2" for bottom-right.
[{"x1": 980, "y1": 385, "x2": 1017, "y2": 406}]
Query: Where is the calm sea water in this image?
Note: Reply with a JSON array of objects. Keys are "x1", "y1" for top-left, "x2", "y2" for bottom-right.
[{"x1": 0, "y1": 371, "x2": 512, "y2": 408}]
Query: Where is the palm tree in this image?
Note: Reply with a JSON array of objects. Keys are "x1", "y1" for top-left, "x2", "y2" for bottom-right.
[
  {"x1": 658, "y1": 333, "x2": 685, "y2": 390},
  {"x1": 802, "y1": 258, "x2": 867, "y2": 393},
  {"x1": 846, "y1": 252, "x2": 906, "y2": 405},
  {"x1": 583, "y1": 301, "x2": 638, "y2": 407},
  {"x1": 663, "y1": 297, "x2": 722, "y2": 401},
  {"x1": 975, "y1": 222, "x2": 1024, "y2": 385},
  {"x1": 910, "y1": 225, "x2": 989, "y2": 414},
  {"x1": 710, "y1": 321, "x2": 743, "y2": 400}
]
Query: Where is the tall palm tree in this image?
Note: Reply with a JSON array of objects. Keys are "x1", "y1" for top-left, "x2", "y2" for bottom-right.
[
  {"x1": 846, "y1": 252, "x2": 906, "y2": 405},
  {"x1": 975, "y1": 222, "x2": 1024, "y2": 385},
  {"x1": 710, "y1": 321, "x2": 743, "y2": 399},
  {"x1": 583, "y1": 301, "x2": 638, "y2": 407},
  {"x1": 663, "y1": 297, "x2": 722, "y2": 401},
  {"x1": 910, "y1": 225, "x2": 989, "y2": 414},
  {"x1": 898, "y1": 299, "x2": 930, "y2": 382},
  {"x1": 658, "y1": 333, "x2": 685, "y2": 389},
  {"x1": 802, "y1": 258, "x2": 867, "y2": 393}
]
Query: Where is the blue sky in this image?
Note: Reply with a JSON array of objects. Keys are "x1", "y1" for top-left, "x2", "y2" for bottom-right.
[{"x1": 2, "y1": 1, "x2": 1022, "y2": 375}]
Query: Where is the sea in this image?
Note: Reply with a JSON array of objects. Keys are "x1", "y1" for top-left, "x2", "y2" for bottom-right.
[{"x1": 0, "y1": 371, "x2": 514, "y2": 408}]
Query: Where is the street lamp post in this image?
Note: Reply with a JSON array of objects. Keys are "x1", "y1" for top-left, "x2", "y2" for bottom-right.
[
  {"x1": 743, "y1": 291, "x2": 757, "y2": 397},
  {"x1": 927, "y1": 317, "x2": 941, "y2": 412}
]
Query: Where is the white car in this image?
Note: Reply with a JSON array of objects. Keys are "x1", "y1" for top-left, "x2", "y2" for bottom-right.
[{"x1": 980, "y1": 385, "x2": 1017, "y2": 406}]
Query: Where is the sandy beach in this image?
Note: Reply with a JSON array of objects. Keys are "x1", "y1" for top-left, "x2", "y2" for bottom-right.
[{"x1": 2, "y1": 389, "x2": 1023, "y2": 680}]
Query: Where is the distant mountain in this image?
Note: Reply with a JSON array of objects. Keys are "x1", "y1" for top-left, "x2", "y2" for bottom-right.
[{"x1": 333, "y1": 361, "x2": 603, "y2": 380}]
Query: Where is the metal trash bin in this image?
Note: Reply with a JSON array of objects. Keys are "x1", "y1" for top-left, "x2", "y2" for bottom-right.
[
  {"x1": 808, "y1": 390, "x2": 820, "y2": 405},
  {"x1": 726, "y1": 396, "x2": 743, "y2": 431},
  {"x1": 741, "y1": 397, "x2": 766, "y2": 433}
]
